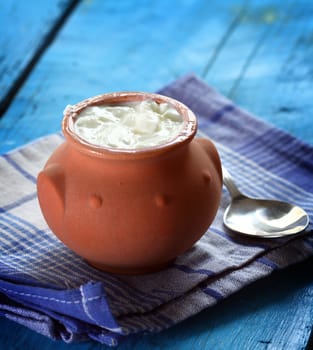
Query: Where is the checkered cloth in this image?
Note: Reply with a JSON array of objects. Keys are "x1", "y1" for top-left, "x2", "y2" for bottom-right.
[{"x1": 0, "y1": 75, "x2": 312, "y2": 346}]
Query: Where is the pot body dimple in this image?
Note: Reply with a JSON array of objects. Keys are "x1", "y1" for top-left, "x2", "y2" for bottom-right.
[{"x1": 37, "y1": 92, "x2": 222, "y2": 274}]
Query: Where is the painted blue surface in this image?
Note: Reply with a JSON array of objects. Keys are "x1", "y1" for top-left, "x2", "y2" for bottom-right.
[
  {"x1": 0, "y1": 0, "x2": 313, "y2": 348},
  {"x1": 0, "y1": 0, "x2": 77, "y2": 114}
]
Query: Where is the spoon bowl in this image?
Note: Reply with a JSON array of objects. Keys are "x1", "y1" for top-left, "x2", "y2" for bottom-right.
[{"x1": 223, "y1": 167, "x2": 309, "y2": 238}]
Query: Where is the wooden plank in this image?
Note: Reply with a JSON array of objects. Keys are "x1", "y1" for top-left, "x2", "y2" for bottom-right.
[
  {"x1": 205, "y1": 0, "x2": 313, "y2": 143},
  {"x1": 0, "y1": 0, "x2": 313, "y2": 349},
  {"x1": 0, "y1": 0, "x2": 79, "y2": 115},
  {"x1": 189, "y1": 0, "x2": 313, "y2": 148}
]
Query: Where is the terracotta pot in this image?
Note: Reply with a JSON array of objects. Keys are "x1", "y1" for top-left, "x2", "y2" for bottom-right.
[{"x1": 37, "y1": 92, "x2": 222, "y2": 274}]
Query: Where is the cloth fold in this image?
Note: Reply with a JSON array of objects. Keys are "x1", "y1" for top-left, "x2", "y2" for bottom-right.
[{"x1": 0, "y1": 75, "x2": 312, "y2": 346}]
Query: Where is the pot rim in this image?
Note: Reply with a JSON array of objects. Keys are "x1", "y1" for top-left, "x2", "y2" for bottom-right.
[{"x1": 62, "y1": 91, "x2": 198, "y2": 159}]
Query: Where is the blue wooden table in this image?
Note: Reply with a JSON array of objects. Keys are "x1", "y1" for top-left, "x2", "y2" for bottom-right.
[{"x1": 1, "y1": 0, "x2": 313, "y2": 348}]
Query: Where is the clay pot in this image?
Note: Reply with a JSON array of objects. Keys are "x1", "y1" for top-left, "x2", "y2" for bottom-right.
[{"x1": 37, "y1": 92, "x2": 222, "y2": 274}]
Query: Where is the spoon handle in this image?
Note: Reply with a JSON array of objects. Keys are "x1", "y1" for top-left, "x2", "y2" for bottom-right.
[{"x1": 222, "y1": 166, "x2": 243, "y2": 199}]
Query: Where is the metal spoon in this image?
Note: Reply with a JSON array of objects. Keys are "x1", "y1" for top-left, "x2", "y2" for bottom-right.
[{"x1": 222, "y1": 167, "x2": 310, "y2": 238}]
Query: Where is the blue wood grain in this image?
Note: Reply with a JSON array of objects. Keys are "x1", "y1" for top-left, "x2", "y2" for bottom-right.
[
  {"x1": 0, "y1": 0, "x2": 78, "y2": 115},
  {"x1": 0, "y1": 0, "x2": 313, "y2": 349},
  {"x1": 202, "y1": 0, "x2": 313, "y2": 144}
]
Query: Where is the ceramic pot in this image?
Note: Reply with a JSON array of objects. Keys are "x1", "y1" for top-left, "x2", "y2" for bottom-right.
[{"x1": 37, "y1": 92, "x2": 222, "y2": 274}]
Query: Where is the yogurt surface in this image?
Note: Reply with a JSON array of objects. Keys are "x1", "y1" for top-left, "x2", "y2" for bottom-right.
[{"x1": 73, "y1": 100, "x2": 183, "y2": 149}]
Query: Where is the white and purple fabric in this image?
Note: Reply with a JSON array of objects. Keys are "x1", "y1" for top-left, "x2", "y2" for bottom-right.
[{"x1": 0, "y1": 75, "x2": 312, "y2": 346}]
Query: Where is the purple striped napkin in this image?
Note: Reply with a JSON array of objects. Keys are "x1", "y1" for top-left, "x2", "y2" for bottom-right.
[{"x1": 0, "y1": 75, "x2": 312, "y2": 346}]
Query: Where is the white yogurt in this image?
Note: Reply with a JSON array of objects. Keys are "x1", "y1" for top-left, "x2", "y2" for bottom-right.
[{"x1": 73, "y1": 100, "x2": 183, "y2": 149}]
